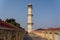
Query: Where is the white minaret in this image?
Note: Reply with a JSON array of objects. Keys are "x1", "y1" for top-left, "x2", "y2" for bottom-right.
[{"x1": 28, "y1": 3, "x2": 33, "y2": 33}]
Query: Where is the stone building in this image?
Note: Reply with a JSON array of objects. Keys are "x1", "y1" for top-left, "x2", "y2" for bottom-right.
[
  {"x1": 31, "y1": 28, "x2": 60, "y2": 40},
  {"x1": 0, "y1": 19, "x2": 26, "y2": 40}
]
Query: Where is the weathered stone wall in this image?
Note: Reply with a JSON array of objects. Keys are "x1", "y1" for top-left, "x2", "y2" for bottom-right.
[
  {"x1": 31, "y1": 30, "x2": 60, "y2": 40},
  {"x1": 0, "y1": 29, "x2": 26, "y2": 40}
]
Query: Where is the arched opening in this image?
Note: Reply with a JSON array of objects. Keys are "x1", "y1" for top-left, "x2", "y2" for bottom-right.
[{"x1": 11, "y1": 35, "x2": 16, "y2": 40}]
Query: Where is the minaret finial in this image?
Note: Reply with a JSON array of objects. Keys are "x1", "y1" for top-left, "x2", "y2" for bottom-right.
[{"x1": 28, "y1": 3, "x2": 32, "y2": 5}]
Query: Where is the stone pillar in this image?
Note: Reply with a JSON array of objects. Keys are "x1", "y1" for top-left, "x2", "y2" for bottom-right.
[
  {"x1": 19, "y1": 31, "x2": 25, "y2": 40},
  {"x1": 16, "y1": 32, "x2": 19, "y2": 40},
  {"x1": 39, "y1": 32, "x2": 41, "y2": 37},
  {"x1": 21, "y1": 31, "x2": 25, "y2": 40},
  {"x1": 45, "y1": 32, "x2": 47, "y2": 38},
  {"x1": 44, "y1": 32, "x2": 46, "y2": 38},
  {"x1": 18, "y1": 31, "x2": 24, "y2": 40},
  {"x1": 7, "y1": 31, "x2": 13, "y2": 40},
  {"x1": 4, "y1": 36, "x2": 6, "y2": 40},
  {"x1": 19, "y1": 32, "x2": 21, "y2": 40},
  {"x1": 4, "y1": 30, "x2": 7, "y2": 40},
  {"x1": 41, "y1": 31, "x2": 43, "y2": 40},
  {"x1": 42, "y1": 31, "x2": 44, "y2": 38},
  {"x1": 52, "y1": 32, "x2": 56, "y2": 40},
  {"x1": 47, "y1": 31, "x2": 50, "y2": 40}
]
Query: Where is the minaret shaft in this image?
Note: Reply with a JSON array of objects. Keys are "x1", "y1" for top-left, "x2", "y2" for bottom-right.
[{"x1": 28, "y1": 3, "x2": 33, "y2": 33}]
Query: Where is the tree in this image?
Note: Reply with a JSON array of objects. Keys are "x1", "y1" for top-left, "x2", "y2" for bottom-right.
[{"x1": 5, "y1": 18, "x2": 20, "y2": 27}]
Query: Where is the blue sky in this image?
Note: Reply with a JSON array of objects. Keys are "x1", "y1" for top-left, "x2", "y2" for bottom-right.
[{"x1": 0, "y1": 0, "x2": 60, "y2": 30}]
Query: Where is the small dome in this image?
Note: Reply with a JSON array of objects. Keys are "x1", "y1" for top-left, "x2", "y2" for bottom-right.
[{"x1": 28, "y1": 3, "x2": 32, "y2": 5}]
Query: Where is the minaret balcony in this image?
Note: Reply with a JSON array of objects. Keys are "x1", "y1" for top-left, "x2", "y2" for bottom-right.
[
  {"x1": 28, "y1": 14, "x2": 33, "y2": 16},
  {"x1": 27, "y1": 23, "x2": 33, "y2": 25}
]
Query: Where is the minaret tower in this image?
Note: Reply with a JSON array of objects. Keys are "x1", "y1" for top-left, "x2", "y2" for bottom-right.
[{"x1": 28, "y1": 3, "x2": 33, "y2": 33}]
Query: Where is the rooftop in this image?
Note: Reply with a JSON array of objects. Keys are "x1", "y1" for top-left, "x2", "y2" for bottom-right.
[
  {"x1": 0, "y1": 19, "x2": 23, "y2": 30},
  {"x1": 34, "y1": 28, "x2": 60, "y2": 31}
]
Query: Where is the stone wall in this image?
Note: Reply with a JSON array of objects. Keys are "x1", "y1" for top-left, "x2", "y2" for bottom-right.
[
  {"x1": 32, "y1": 30, "x2": 60, "y2": 40},
  {"x1": 0, "y1": 29, "x2": 26, "y2": 40}
]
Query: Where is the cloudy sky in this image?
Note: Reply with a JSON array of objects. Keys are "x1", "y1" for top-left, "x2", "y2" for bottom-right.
[{"x1": 0, "y1": 0, "x2": 60, "y2": 30}]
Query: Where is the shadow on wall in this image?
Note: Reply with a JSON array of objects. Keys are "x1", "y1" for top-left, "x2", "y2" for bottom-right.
[
  {"x1": 23, "y1": 34, "x2": 32, "y2": 40},
  {"x1": 23, "y1": 32, "x2": 48, "y2": 40}
]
